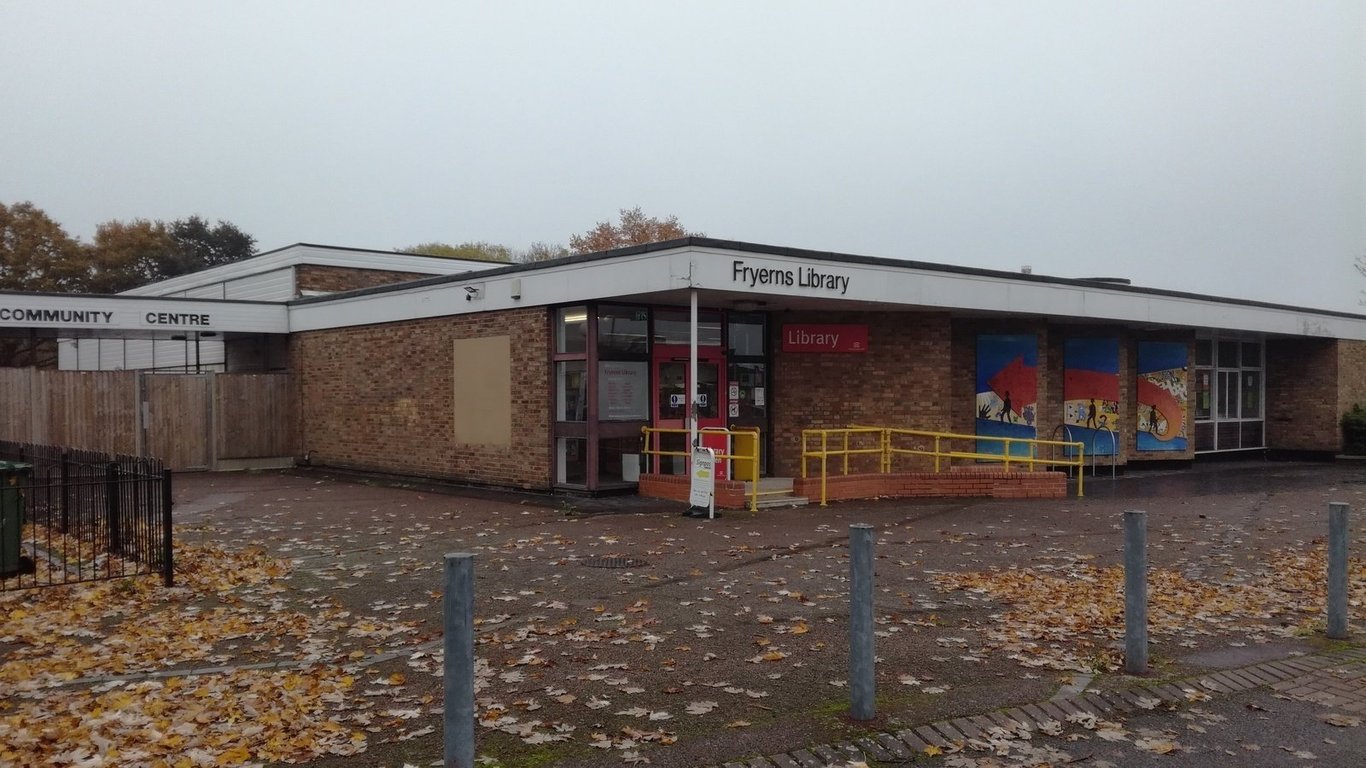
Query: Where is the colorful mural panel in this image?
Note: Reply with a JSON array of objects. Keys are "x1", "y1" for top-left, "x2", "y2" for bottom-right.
[
  {"x1": 975, "y1": 334, "x2": 1037, "y2": 457},
  {"x1": 1136, "y1": 341, "x2": 1188, "y2": 452},
  {"x1": 1063, "y1": 338, "x2": 1120, "y2": 456}
]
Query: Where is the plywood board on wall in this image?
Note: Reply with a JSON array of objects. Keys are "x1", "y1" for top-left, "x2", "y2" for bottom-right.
[{"x1": 452, "y1": 336, "x2": 511, "y2": 446}]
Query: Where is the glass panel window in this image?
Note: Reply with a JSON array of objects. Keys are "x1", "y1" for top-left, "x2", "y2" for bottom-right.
[
  {"x1": 597, "y1": 361, "x2": 649, "y2": 421},
  {"x1": 1217, "y1": 340, "x2": 1239, "y2": 368},
  {"x1": 1240, "y1": 371, "x2": 1262, "y2": 418},
  {"x1": 556, "y1": 437, "x2": 587, "y2": 485},
  {"x1": 657, "y1": 362, "x2": 686, "y2": 420},
  {"x1": 653, "y1": 309, "x2": 722, "y2": 346},
  {"x1": 728, "y1": 317, "x2": 766, "y2": 357},
  {"x1": 556, "y1": 361, "x2": 587, "y2": 421},
  {"x1": 598, "y1": 305, "x2": 649, "y2": 357},
  {"x1": 696, "y1": 363, "x2": 719, "y2": 419},
  {"x1": 1241, "y1": 341, "x2": 1261, "y2": 368},
  {"x1": 1218, "y1": 370, "x2": 1238, "y2": 419},
  {"x1": 597, "y1": 436, "x2": 641, "y2": 485},
  {"x1": 1195, "y1": 339, "x2": 1213, "y2": 367},
  {"x1": 1194, "y1": 369, "x2": 1212, "y2": 421},
  {"x1": 556, "y1": 306, "x2": 588, "y2": 354}
]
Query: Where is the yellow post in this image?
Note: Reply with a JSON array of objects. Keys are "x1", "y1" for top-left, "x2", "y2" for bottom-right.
[
  {"x1": 1077, "y1": 444, "x2": 1085, "y2": 497},
  {"x1": 934, "y1": 435, "x2": 941, "y2": 473},
  {"x1": 1003, "y1": 439, "x2": 1012, "y2": 472},
  {"x1": 800, "y1": 432, "x2": 808, "y2": 480},
  {"x1": 881, "y1": 429, "x2": 890, "y2": 474},
  {"x1": 820, "y1": 431, "x2": 829, "y2": 507},
  {"x1": 842, "y1": 430, "x2": 850, "y2": 476}
]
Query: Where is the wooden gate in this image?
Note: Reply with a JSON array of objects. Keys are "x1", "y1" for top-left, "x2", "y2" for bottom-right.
[{"x1": 142, "y1": 373, "x2": 212, "y2": 471}]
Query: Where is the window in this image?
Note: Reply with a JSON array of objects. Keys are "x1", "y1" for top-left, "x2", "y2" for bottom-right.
[
  {"x1": 557, "y1": 306, "x2": 588, "y2": 354},
  {"x1": 1240, "y1": 371, "x2": 1261, "y2": 419},
  {"x1": 653, "y1": 309, "x2": 722, "y2": 345},
  {"x1": 597, "y1": 305, "x2": 648, "y2": 358},
  {"x1": 556, "y1": 361, "x2": 587, "y2": 421},
  {"x1": 728, "y1": 317, "x2": 766, "y2": 356}
]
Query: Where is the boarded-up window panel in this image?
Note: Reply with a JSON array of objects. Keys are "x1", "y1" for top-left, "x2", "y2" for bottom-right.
[
  {"x1": 216, "y1": 373, "x2": 294, "y2": 459},
  {"x1": 452, "y1": 337, "x2": 512, "y2": 447}
]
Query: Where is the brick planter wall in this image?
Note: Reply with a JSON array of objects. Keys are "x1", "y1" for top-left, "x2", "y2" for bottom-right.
[
  {"x1": 793, "y1": 470, "x2": 1068, "y2": 502},
  {"x1": 637, "y1": 474, "x2": 749, "y2": 509}
]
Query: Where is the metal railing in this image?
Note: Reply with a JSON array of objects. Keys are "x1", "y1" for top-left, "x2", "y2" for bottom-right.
[
  {"x1": 800, "y1": 426, "x2": 1086, "y2": 506},
  {"x1": 640, "y1": 426, "x2": 762, "y2": 512},
  {"x1": 1052, "y1": 424, "x2": 1119, "y2": 481},
  {"x1": 0, "y1": 441, "x2": 173, "y2": 591}
]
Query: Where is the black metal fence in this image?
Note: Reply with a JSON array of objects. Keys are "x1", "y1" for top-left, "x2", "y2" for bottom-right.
[{"x1": 0, "y1": 441, "x2": 172, "y2": 590}]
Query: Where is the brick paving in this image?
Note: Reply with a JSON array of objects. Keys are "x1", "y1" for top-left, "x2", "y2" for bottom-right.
[{"x1": 704, "y1": 646, "x2": 1366, "y2": 767}]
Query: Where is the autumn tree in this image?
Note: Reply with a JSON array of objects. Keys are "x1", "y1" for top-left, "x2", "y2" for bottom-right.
[
  {"x1": 85, "y1": 219, "x2": 176, "y2": 293},
  {"x1": 401, "y1": 241, "x2": 513, "y2": 263},
  {"x1": 568, "y1": 207, "x2": 700, "y2": 255},
  {"x1": 169, "y1": 215, "x2": 256, "y2": 272},
  {"x1": 0, "y1": 201, "x2": 89, "y2": 292},
  {"x1": 83, "y1": 216, "x2": 256, "y2": 293},
  {"x1": 517, "y1": 241, "x2": 570, "y2": 263}
]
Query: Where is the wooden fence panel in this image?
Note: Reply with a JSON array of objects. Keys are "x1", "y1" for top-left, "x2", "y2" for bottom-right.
[
  {"x1": 0, "y1": 369, "x2": 34, "y2": 442},
  {"x1": 49, "y1": 371, "x2": 138, "y2": 455},
  {"x1": 144, "y1": 374, "x2": 211, "y2": 470},
  {"x1": 215, "y1": 373, "x2": 294, "y2": 459}
]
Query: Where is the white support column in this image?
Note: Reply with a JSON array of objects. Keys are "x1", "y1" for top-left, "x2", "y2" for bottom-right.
[{"x1": 689, "y1": 287, "x2": 699, "y2": 450}]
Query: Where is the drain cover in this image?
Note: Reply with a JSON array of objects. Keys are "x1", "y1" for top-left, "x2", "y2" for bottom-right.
[{"x1": 581, "y1": 556, "x2": 650, "y2": 569}]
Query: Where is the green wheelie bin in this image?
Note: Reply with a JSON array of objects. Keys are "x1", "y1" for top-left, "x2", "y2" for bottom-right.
[{"x1": 0, "y1": 461, "x2": 32, "y2": 578}]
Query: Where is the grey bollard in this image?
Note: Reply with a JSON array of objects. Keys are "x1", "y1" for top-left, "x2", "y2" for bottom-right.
[
  {"x1": 1124, "y1": 510, "x2": 1148, "y2": 675},
  {"x1": 1328, "y1": 503, "x2": 1350, "y2": 640},
  {"x1": 849, "y1": 524, "x2": 875, "y2": 720},
  {"x1": 444, "y1": 553, "x2": 476, "y2": 768}
]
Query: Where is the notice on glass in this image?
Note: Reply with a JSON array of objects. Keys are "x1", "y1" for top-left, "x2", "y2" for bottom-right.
[
  {"x1": 754, "y1": 387, "x2": 765, "y2": 407},
  {"x1": 598, "y1": 362, "x2": 649, "y2": 420}
]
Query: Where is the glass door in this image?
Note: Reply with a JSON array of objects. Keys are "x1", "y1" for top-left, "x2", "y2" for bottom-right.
[{"x1": 652, "y1": 346, "x2": 726, "y2": 475}]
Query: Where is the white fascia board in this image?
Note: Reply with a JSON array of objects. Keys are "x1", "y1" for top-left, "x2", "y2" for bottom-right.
[
  {"x1": 0, "y1": 294, "x2": 287, "y2": 334},
  {"x1": 690, "y1": 247, "x2": 1366, "y2": 340},
  {"x1": 288, "y1": 248, "x2": 694, "y2": 332},
  {"x1": 120, "y1": 244, "x2": 489, "y2": 298}
]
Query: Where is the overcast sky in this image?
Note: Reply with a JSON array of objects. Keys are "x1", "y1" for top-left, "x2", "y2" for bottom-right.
[{"x1": 2, "y1": 2, "x2": 1362, "y2": 311}]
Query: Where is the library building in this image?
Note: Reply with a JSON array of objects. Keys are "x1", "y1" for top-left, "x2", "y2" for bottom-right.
[{"x1": 4, "y1": 238, "x2": 1365, "y2": 509}]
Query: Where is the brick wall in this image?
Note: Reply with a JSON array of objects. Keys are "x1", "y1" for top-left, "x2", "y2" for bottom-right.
[
  {"x1": 769, "y1": 312, "x2": 952, "y2": 477},
  {"x1": 295, "y1": 265, "x2": 438, "y2": 295},
  {"x1": 1266, "y1": 337, "x2": 1338, "y2": 452},
  {"x1": 291, "y1": 307, "x2": 551, "y2": 488},
  {"x1": 1337, "y1": 340, "x2": 1366, "y2": 423}
]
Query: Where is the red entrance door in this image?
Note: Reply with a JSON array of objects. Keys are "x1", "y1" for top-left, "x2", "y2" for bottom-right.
[{"x1": 652, "y1": 345, "x2": 728, "y2": 478}]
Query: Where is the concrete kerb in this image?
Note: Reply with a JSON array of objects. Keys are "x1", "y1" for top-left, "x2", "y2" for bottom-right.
[{"x1": 703, "y1": 645, "x2": 1366, "y2": 768}]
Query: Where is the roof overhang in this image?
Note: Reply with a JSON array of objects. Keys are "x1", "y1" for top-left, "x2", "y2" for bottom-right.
[{"x1": 287, "y1": 243, "x2": 1366, "y2": 341}]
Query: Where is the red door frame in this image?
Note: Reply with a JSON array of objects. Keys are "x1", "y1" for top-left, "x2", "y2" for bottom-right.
[{"x1": 651, "y1": 344, "x2": 728, "y2": 476}]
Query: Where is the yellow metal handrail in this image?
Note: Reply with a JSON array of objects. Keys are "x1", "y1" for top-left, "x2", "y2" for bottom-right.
[
  {"x1": 800, "y1": 426, "x2": 1086, "y2": 506},
  {"x1": 640, "y1": 426, "x2": 762, "y2": 512}
]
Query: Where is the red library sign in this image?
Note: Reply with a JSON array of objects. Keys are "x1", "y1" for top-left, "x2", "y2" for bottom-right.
[{"x1": 781, "y1": 324, "x2": 868, "y2": 353}]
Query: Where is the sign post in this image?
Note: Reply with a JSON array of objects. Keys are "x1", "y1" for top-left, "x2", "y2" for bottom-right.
[{"x1": 688, "y1": 446, "x2": 717, "y2": 519}]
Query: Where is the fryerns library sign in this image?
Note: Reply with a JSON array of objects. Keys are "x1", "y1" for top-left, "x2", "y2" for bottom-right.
[{"x1": 731, "y1": 260, "x2": 850, "y2": 296}]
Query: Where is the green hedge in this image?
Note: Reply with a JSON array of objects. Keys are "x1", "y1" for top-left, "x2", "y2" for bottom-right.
[{"x1": 1343, "y1": 405, "x2": 1366, "y2": 455}]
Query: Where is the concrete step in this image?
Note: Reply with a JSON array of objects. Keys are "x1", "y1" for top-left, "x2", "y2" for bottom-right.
[
  {"x1": 744, "y1": 477, "x2": 795, "y2": 493},
  {"x1": 754, "y1": 494, "x2": 809, "y2": 509}
]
